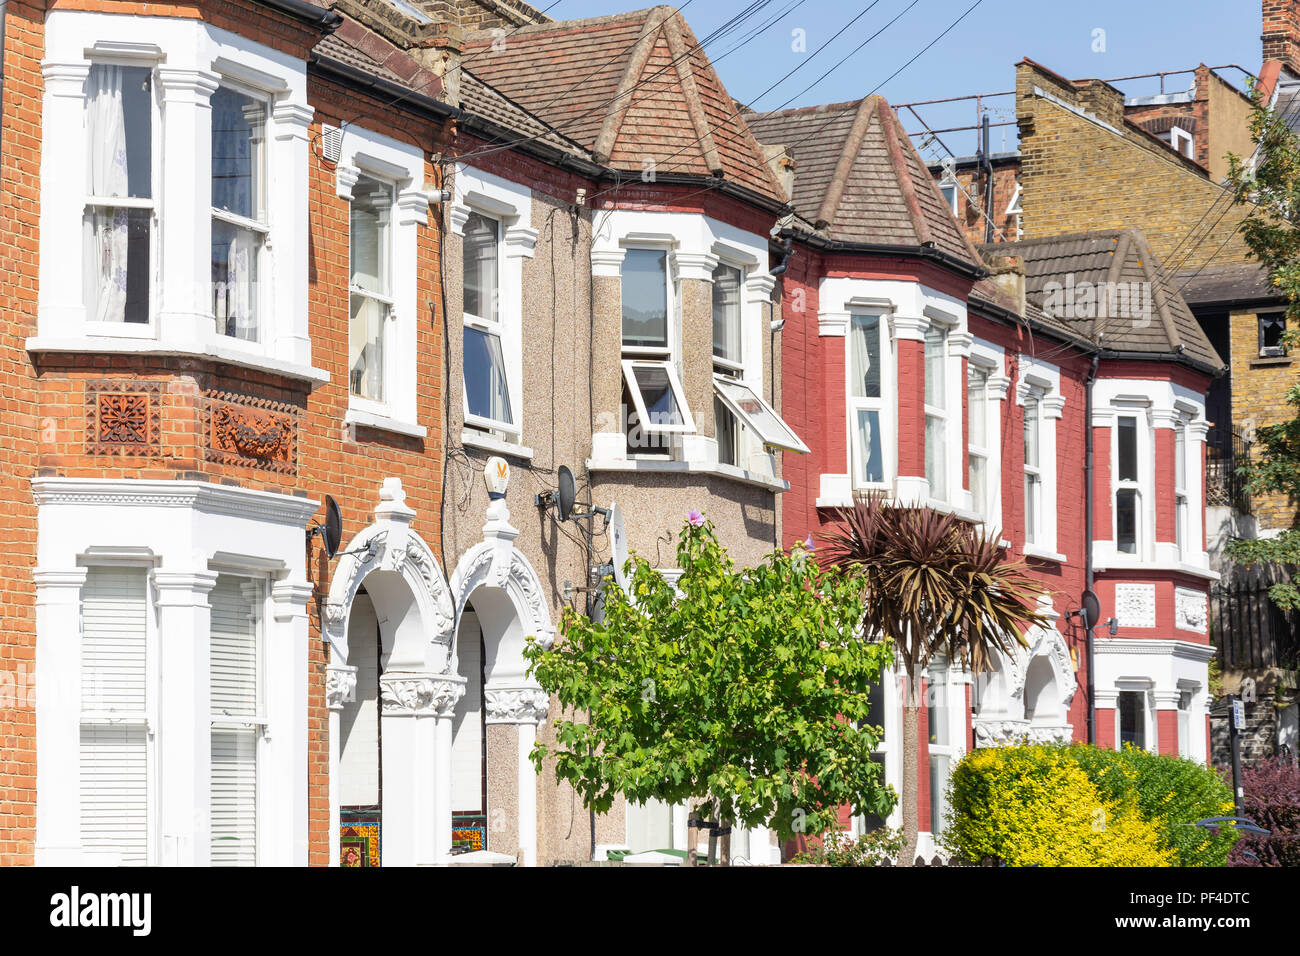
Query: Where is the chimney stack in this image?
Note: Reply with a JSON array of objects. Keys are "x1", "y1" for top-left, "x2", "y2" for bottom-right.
[{"x1": 1262, "y1": 0, "x2": 1300, "y2": 74}]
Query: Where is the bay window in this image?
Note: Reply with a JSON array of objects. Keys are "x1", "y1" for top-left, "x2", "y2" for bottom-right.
[
  {"x1": 210, "y1": 573, "x2": 266, "y2": 866},
  {"x1": 84, "y1": 64, "x2": 154, "y2": 327},
  {"x1": 211, "y1": 85, "x2": 268, "y2": 343},
  {"x1": 924, "y1": 325, "x2": 949, "y2": 500},
  {"x1": 349, "y1": 175, "x2": 393, "y2": 403},
  {"x1": 1115, "y1": 415, "x2": 1141, "y2": 555},
  {"x1": 1024, "y1": 394, "x2": 1042, "y2": 545},
  {"x1": 849, "y1": 314, "x2": 886, "y2": 486},
  {"x1": 79, "y1": 566, "x2": 152, "y2": 866},
  {"x1": 621, "y1": 247, "x2": 691, "y2": 452}
]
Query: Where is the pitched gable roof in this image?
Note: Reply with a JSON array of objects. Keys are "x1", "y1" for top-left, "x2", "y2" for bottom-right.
[
  {"x1": 748, "y1": 97, "x2": 982, "y2": 271},
  {"x1": 979, "y1": 229, "x2": 1224, "y2": 371},
  {"x1": 459, "y1": 6, "x2": 786, "y2": 202}
]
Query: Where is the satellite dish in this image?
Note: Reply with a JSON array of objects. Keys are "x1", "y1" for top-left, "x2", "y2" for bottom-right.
[
  {"x1": 608, "y1": 501, "x2": 629, "y2": 589},
  {"x1": 1079, "y1": 589, "x2": 1101, "y2": 631},
  {"x1": 557, "y1": 465, "x2": 577, "y2": 522},
  {"x1": 323, "y1": 495, "x2": 342, "y2": 559}
]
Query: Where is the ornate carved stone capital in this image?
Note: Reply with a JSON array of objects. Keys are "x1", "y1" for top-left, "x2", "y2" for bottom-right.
[
  {"x1": 485, "y1": 686, "x2": 550, "y2": 725},
  {"x1": 973, "y1": 719, "x2": 1029, "y2": 747},
  {"x1": 326, "y1": 665, "x2": 358, "y2": 711},
  {"x1": 380, "y1": 672, "x2": 466, "y2": 717}
]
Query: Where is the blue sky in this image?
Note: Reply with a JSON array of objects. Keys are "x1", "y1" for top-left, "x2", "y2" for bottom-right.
[{"x1": 543, "y1": 0, "x2": 1262, "y2": 159}]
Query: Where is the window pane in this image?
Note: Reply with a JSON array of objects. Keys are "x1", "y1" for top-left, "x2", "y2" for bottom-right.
[
  {"x1": 349, "y1": 293, "x2": 387, "y2": 402},
  {"x1": 87, "y1": 65, "x2": 152, "y2": 200},
  {"x1": 930, "y1": 753, "x2": 950, "y2": 835},
  {"x1": 351, "y1": 177, "x2": 390, "y2": 297},
  {"x1": 1023, "y1": 398, "x2": 1040, "y2": 468},
  {"x1": 1119, "y1": 691, "x2": 1145, "y2": 749},
  {"x1": 929, "y1": 680, "x2": 948, "y2": 746},
  {"x1": 210, "y1": 574, "x2": 260, "y2": 867},
  {"x1": 1025, "y1": 473, "x2": 1039, "y2": 542},
  {"x1": 1117, "y1": 416, "x2": 1138, "y2": 482},
  {"x1": 715, "y1": 395, "x2": 737, "y2": 466},
  {"x1": 855, "y1": 408, "x2": 883, "y2": 484},
  {"x1": 463, "y1": 326, "x2": 514, "y2": 426},
  {"x1": 1260, "y1": 313, "x2": 1286, "y2": 353},
  {"x1": 1177, "y1": 495, "x2": 1188, "y2": 556},
  {"x1": 970, "y1": 454, "x2": 987, "y2": 518},
  {"x1": 84, "y1": 207, "x2": 150, "y2": 324},
  {"x1": 212, "y1": 219, "x2": 260, "y2": 340},
  {"x1": 850, "y1": 315, "x2": 881, "y2": 399},
  {"x1": 622, "y1": 249, "x2": 668, "y2": 349},
  {"x1": 211, "y1": 727, "x2": 258, "y2": 866},
  {"x1": 631, "y1": 364, "x2": 684, "y2": 427},
  {"x1": 712, "y1": 263, "x2": 742, "y2": 364},
  {"x1": 1116, "y1": 488, "x2": 1138, "y2": 554},
  {"x1": 968, "y1": 368, "x2": 988, "y2": 447},
  {"x1": 212, "y1": 87, "x2": 264, "y2": 221},
  {"x1": 1175, "y1": 425, "x2": 1186, "y2": 490},
  {"x1": 714, "y1": 377, "x2": 804, "y2": 451},
  {"x1": 924, "y1": 326, "x2": 946, "y2": 408},
  {"x1": 926, "y1": 413, "x2": 946, "y2": 499},
  {"x1": 463, "y1": 211, "x2": 498, "y2": 323}
]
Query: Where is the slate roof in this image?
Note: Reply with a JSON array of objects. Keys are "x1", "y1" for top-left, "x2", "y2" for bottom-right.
[
  {"x1": 978, "y1": 230, "x2": 1224, "y2": 370},
  {"x1": 459, "y1": 6, "x2": 787, "y2": 202},
  {"x1": 747, "y1": 97, "x2": 983, "y2": 270},
  {"x1": 1176, "y1": 262, "x2": 1279, "y2": 307}
]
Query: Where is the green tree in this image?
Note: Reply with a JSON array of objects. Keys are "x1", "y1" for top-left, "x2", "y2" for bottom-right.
[
  {"x1": 525, "y1": 513, "x2": 896, "y2": 865},
  {"x1": 818, "y1": 496, "x2": 1050, "y2": 865},
  {"x1": 1224, "y1": 87, "x2": 1300, "y2": 606}
]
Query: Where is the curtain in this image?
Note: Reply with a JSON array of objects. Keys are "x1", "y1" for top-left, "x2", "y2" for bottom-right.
[
  {"x1": 85, "y1": 66, "x2": 130, "y2": 324},
  {"x1": 227, "y1": 228, "x2": 257, "y2": 341},
  {"x1": 850, "y1": 315, "x2": 878, "y2": 398}
]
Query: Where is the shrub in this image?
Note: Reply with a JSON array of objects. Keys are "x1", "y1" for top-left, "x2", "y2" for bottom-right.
[
  {"x1": 1069, "y1": 746, "x2": 1237, "y2": 867},
  {"x1": 1228, "y1": 756, "x2": 1300, "y2": 867},
  {"x1": 943, "y1": 745, "x2": 1172, "y2": 867},
  {"x1": 789, "y1": 826, "x2": 905, "y2": 866}
]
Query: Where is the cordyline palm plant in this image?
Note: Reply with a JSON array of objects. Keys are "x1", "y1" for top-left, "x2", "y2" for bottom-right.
[{"x1": 818, "y1": 494, "x2": 1051, "y2": 865}]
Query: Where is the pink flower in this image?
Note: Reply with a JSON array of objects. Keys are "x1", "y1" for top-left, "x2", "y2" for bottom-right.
[
  {"x1": 803, "y1": 535, "x2": 816, "y2": 551},
  {"x1": 687, "y1": 510, "x2": 704, "y2": 527}
]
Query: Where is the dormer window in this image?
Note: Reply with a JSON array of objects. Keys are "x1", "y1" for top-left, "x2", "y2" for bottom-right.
[{"x1": 939, "y1": 181, "x2": 960, "y2": 215}]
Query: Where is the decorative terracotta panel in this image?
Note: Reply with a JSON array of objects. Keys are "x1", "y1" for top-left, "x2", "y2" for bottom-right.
[
  {"x1": 204, "y1": 390, "x2": 299, "y2": 474},
  {"x1": 85, "y1": 380, "x2": 161, "y2": 456}
]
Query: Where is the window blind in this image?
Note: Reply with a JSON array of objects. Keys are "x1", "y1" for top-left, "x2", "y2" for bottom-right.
[{"x1": 210, "y1": 574, "x2": 261, "y2": 866}]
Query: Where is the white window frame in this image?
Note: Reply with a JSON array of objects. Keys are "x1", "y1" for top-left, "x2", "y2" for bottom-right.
[
  {"x1": 924, "y1": 323, "x2": 951, "y2": 502},
  {"x1": 713, "y1": 374, "x2": 808, "y2": 454},
  {"x1": 1175, "y1": 416, "x2": 1189, "y2": 559},
  {"x1": 1116, "y1": 681, "x2": 1155, "y2": 753},
  {"x1": 451, "y1": 164, "x2": 534, "y2": 450},
  {"x1": 81, "y1": 58, "x2": 161, "y2": 339},
  {"x1": 847, "y1": 311, "x2": 895, "y2": 491},
  {"x1": 622, "y1": 359, "x2": 696, "y2": 436},
  {"x1": 619, "y1": 239, "x2": 686, "y2": 457},
  {"x1": 345, "y1": 173, "x2": 396, "y2": 405},
  {"x1": 1017, "y1": 358, "x2": 1064, "y2": 560},
  {"x1": 77, "y1": 559, "x2": 160, "y2": 866},
  {"x1": 1112, "y1": 408, "x2": 1149, "y2": 559},
  {"x1": 207, "y1": 569, "x2": 270, "y2": 867},
  {"x1": 939, "y1": 179, "x2": 961, "y2": 215},
  {"x1": 967, "y1": 339, "x2": 1007, "y2": 533},
  {"x1": 337, "y1": 127, "x2": 431, "y2": 438},
  {"x1": 36, "y1": 16, "x2": 320, "y2": 380}
]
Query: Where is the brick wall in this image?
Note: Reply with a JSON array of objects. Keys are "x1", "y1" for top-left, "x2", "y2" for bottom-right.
[
  {"x1": 1016, "y1": 60, "x2": 1251, "y2": 267},
  {"x1": 1229, "y1": 307, "x2": 1298, "y2": 532}
]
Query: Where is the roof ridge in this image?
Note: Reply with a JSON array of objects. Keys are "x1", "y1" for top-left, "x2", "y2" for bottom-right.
[
  {"x1": 814, "y1": 97, "x2": 875, "y2": 229},
  {"x1": 752, "y1": 98, "x2": 866, "y2": 120},
  {"x1": 462, "y1": 4, "x2": 665, "y2": 43},
  {"x1": 591, "y1": 6, "x2": 669, "y2": 165},
  {"x1": 664, "y1": 12, "x2": 722, "y2": 176}
]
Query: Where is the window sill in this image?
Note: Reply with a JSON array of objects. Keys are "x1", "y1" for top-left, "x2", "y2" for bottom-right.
[
  {"x1": 586, "y1": 456, "x2": 789, "y2": 493},
  {"x1": 1251, "y1": 355, "x2": 1291, "y2": 367},
  {"x1": 461, "y1": 428, "x2": 534, "y2": 460},
  {"x1": 1092, "y1": 553, "x2": 1220, "y2": 582},
  {"x1": 26, "y1": 335, "x2": 329, "y2": 385},
  {"x1": 1023, "y1": 544, "x2": 1067, "y2": 564},
  {"x1": 345, "y1": 407, "x2": 426, "y2": 439}
]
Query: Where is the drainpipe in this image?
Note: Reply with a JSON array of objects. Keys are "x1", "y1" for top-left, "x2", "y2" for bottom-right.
[
  {"x1": 981, "y1": 114, "x2": 994, "y2": 244},
  {"x1": 1084, "y1": 354, "x2": 1099, "y2": 745},
  {"x1": 1, "y1": 0, "x2": 7, "y2": 183}
]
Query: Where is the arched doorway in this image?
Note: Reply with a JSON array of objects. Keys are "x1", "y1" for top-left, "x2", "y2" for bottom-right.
[
  {"x1": 324, "y1": 479, "x2": 461, "y2": 867},
  {"x1": 448, "y1": 497, "x2": 555, "y2": 866}
]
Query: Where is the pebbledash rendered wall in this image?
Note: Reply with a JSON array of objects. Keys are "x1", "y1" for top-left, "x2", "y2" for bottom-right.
[{"x1": 0, "y1": 0, "x2": 450, "y2": 866}]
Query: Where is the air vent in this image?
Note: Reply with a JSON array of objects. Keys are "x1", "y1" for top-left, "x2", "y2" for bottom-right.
[{"x1": 321, "y1": 124, "x2": 343, "y2": 164}]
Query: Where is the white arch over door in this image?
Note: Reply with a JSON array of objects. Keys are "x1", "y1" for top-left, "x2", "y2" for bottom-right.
[{"x1": 322, "y1": 478, "x2": 462, "y2": 867}]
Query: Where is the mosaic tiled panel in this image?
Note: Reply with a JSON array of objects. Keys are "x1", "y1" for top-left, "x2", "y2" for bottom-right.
[
  {"x1": 452, "y1": 812, "x2": 487, "y2": 854},
  {"x1": 340, "y1": 814, "x2": 380, "y2": 868}
]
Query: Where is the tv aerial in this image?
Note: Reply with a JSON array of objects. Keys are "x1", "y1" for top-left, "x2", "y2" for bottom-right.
[{"x1": 308, "y1": 495, "x2": 343, "y2": 559}]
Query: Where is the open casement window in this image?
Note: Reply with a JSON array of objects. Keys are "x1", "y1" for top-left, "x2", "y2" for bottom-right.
[
  {"x1": 210, "y1": 573, "x2": 266, "y2": 867},
  {"x1": 849, "y1": 314, "x2": 888, "y2": 486},
  {"x1": 622, "y1": 360, "x2": 694, "y2": 441},
  {"x1": 462, "y1": 211, "x2": 518, "y2": 436},
  {"x1": 713, "y1": 375, "x2": 808, "y2": 454},
  {"x1": 1023, "y1": 394, "x2": 1043, "y2": 546},
  {"x1": 1115, "y1": 415, "x2": 1142, "y2": 555},
  {"x1": 349, "y1": 175, "x2": 394, "y2": 404},
  {"x1": 80, "y1": 566, "x2": 152, "y2": 866},
  {"x1": 968, "y1": 365, "x2": 992, "y2": 520},
  {"x1": 211, "y1": 85, "x2": 268, "y2": 343},
  {"x1": 712, "y1": 262, "x2": 744, "y2": 465},
  {"x1": 83, "y1": 64, "x2": 155, "y2": 328},
  {"x1": 924, "y1": 325, "x2": 949, "y2": 501}
]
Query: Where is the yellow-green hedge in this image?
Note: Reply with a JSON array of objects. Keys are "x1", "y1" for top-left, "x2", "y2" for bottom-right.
[{"x1": 943, "y1": 745, "x2": 1172, "y2": 867}]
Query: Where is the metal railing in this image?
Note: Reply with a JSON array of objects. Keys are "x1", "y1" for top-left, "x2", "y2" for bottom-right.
[
  {"x1": 1207, "y1": 426, "x2": 1252, "y2": 515},
  {"x1": 1211, "y1": 575, "x2": 1300, "y2": 671}
]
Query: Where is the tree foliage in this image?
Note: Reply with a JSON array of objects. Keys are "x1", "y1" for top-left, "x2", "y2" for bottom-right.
[
  {"x1": 525, "y1": 514, "x2": 897, "y2": 842},
  {"x1": 1225, "y1": 86, "x2": 1300, "y2": 607}
]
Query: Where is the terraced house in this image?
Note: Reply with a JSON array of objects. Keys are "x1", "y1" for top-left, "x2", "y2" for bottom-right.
[{"x1": 0, "y1": 0, "x2": 1221, "y2": 868}]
